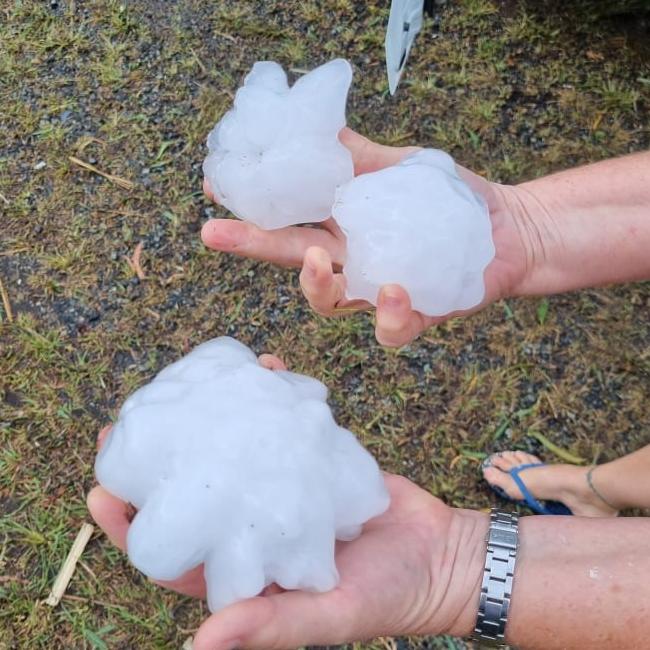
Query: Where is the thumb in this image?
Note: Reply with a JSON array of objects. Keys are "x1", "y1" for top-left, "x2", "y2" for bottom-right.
[
  {"x1": 193, "y1": 589, "x2": 360, "y2": 650},
  {"x1": 375, "y1": 285, "x2": 428, "y2": 348},
  {"x1": 339, "y1": 128, "x2": 419, "y2": 175}
]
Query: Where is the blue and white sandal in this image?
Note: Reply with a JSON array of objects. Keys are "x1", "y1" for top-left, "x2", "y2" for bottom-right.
[{"x1": 481, "y1": 453, "x2": 573, "y2": 515}]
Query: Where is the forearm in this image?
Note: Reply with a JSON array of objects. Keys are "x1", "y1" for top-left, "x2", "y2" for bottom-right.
[
  {"x1": 509, "y1": 515, "x2": 650, "y2": 649},
  {"x1": 508, "y1": 151, "x2": 650, "y2": 296},
  {"x1": 448, "y1": 513, "x2": 650, "y2": 649}
]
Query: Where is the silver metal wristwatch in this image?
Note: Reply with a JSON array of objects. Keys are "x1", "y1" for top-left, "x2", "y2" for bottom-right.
[{"x1": 472, "y1": 509, "x2": 519, "y2": 648}]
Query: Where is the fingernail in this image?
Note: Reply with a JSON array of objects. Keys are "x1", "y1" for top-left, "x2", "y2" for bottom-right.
[
  {"x1": 380, "y1": 290, "x2": 401, "y2": 309},
  {"x1": 304, "y1": 258, "x2": 318, "y2": 278},
  {"x1": 202, "y1": 221, "x2": 244, "y2": 249}
]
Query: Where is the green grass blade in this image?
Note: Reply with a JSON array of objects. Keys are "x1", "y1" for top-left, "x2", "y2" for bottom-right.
[{"x1": 528, "y1": 431, "x2": 585, "y2": 464}]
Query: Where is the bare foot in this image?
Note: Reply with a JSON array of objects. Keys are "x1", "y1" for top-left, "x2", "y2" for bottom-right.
[{"x1": 482, "y1": 450, "x2": 618, "y2": 517}]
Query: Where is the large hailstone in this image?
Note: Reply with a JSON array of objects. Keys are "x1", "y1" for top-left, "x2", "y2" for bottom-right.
[
  {"x1": 332, "y1": 149, "x2": 495, "y2": 316},
  {"x1": 95, "y1": 337, "x2": 389, "y2": 612},
  {"x1": 203, "y1": 59, "x2": 354, "y2": 230}
]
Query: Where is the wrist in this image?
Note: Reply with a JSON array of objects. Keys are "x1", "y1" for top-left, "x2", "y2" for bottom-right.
[
  {"x1": 493, "y1": 182, "x2": 560, "y2": 299},
  {"x1": 421, "y1": 508, "x2": 489, "y2": 638}
]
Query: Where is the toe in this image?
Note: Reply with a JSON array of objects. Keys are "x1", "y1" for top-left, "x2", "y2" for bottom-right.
[
  {"x1": 491, "y1": 451, "x2": 519, "y2": 471},
  {"x1": 483, "y1": 466, "x2": 523, "y2": 500},
  {"x1": 519, "y1": 451, "x2": 542, "y2": 465},
  {"x1": 513, "y1": 451, "x2": 533, "y2": 465}
]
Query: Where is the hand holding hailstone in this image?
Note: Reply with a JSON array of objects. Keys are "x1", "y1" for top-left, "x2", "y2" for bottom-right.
[
  {"x1": 93, "y1": 338, "x2": 389, "y2": 612},
  {"x1": 203, "y1": 59, "x2": 495, "y2": 317}
]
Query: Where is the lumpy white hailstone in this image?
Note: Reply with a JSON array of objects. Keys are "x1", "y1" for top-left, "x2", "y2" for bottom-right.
[
  {"x1": 95, "y1": 337, "x2": 389, "y2": 612},
  {"x1": 203, "y1": 59, "x2": 354, "y2": 230},
  {"x1": 201, "y1": 58, "x2": 494, "y2": 316},
  {"x1": 332, "y1": 149, "x2": 495, "y2": 316}
]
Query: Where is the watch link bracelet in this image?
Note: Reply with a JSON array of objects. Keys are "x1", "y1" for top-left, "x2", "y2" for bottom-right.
[{"x1": 472, "y1": 509, "x2": 519, "y2": 648}]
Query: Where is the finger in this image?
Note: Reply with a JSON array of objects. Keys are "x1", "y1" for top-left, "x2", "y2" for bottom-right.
[
  {"x1": 300, "y1": 247, "x2": 371, "y2": 315},
  {"x1": 300, "y1": 247, "x2": 348, "y2": 316},
  {"x1": 258, "y1": 354, "x2": 287, "y2": 371},
  {"x1": 339, "y1": 128, "x2": 419, "y2": 175},
  {"x1": 97, "y1": 425, "x2": 112, "y2": 451},
  {"x1": 375, "y1": 285, "x2": 426, "y2": 348},
  {"x1": 87, "y1": 486, "x2": 130, "y2": 552},
  {"x1": 454, "y1": 165, "x2": 500, "y2": 212},
  {"x1": 193, "y1": 588, "x2": 360, "y2": 650},
  {"x1": 87, "y1": 487, "x2": 208, "y2": 598},
  {"x1": 260, "y1": 583, "x2": 284, "y2": 597},
  {"x1": 201, "y1": 219, "x2": 344, "y2": 269},
  {"x1": 204, "y1": 178, "x2": 218, "y2": 204},
  {"x1": 153, "y1": 564, "x2": 207, "y2": 599}
]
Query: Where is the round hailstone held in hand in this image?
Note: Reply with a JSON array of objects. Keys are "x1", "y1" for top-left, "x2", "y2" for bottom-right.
[
  {"x1": 332, "y1": 149, "x2": 495, "y2": 316},
  {"x1": 203, "y1": 59, "x2": 354, "y2": 230},
  {"x1": 94, "y1": 337, "x2": 389, "y2": 612}
]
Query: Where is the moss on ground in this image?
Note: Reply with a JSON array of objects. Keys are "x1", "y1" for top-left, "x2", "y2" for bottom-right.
[{"x1": 1, "y1": 0, "x2": 649, "y2": 648}]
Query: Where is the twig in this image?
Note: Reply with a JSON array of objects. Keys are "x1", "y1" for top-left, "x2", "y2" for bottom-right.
[
  {"x1": 163, "y1": 272, "x2": 185, "y2": 286},
  {"x1": 386, "y1": 130, "x2": 415, "y2": 144},
  {"x1": 182, "y1": 637, "x2": 194, "y2": 650},
  {"x1": 75, "y1": 136, "x2": 106, "y2": 154},
  {"x1": 189, "y1": 47, "x2": 206, "y2": 74},
  {"x1": 0, "y1": 191, "x2": 9, "y2": 205},
  {"x1": 77, "y1": 558, "x2": 98, "y2": 582},
  {"x1": 45, "y1": 523, "x2": 94, "y2": 607},
  {"x1": 214, "y1": 30, "x2": 236, "y2": 42},
  {"x1": 0, "y1": 247, "x2": 29, "y2": 256},
  {"x1": 378, "y1": 637, "x2": 397, "y2": 650},
  {"x1": 124, "y1": 241, "x2": 146, "y2": 280},
  {"x1": 0, "y1": 575, "x2": 27, "y2": 584},
  {"x1": 0, "y1": 275, "x2": 14, "y2": 323},
  {"x1": 61, "y1": 594, "x2": 117, "y2": 609},
  {"x1": 592, "y1": 112, "x2": 605, "y2": 131},
  {"x1": 68, "y1": 156, "x2": 134, "y2": 190}
]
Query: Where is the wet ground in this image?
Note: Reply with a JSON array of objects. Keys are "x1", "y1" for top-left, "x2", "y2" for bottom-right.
[{"x1": 1, "y1": 1, "x2": 649, "y2": 648}]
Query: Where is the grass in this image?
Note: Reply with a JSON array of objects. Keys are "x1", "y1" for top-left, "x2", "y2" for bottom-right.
[{"x1": 1, "y1": 0, "x2": 649, "y2": 648}]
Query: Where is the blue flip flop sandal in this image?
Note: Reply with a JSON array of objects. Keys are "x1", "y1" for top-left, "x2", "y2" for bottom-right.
[{"x1": 481, "y1": 454, "x2": 573, "y2": 515}]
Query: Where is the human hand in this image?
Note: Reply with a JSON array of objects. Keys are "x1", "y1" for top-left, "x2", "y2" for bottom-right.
[
  {"x1": 87, "y1": 353, "x2": 291, "y2": 600},
  {"x1": 202, "y1": 128, "x2": 532, "y2": 346},
  {"x1": 87, "y1": 356, "x2": 488, "y2": 650}
]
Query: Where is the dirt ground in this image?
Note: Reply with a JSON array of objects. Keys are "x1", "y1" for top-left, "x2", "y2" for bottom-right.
[{"x1": 1, "y1": 1, "x2": 649, "y2": 648}]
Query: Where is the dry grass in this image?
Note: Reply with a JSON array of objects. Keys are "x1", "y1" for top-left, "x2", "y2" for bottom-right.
[{"x1": 1, "y1": 0, "x2": 649, "y2": 648}]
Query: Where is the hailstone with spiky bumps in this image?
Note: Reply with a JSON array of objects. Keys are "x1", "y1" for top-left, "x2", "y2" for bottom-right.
[
  {"x1": 333, "y1": 149, "x2": 495, "y2": 316},
  {"x1": 203, "y1": 59, "x2": 354, "y2": 230},
  {"x1": 95, "y1": 337, "x2": 389, "y2": 612}
]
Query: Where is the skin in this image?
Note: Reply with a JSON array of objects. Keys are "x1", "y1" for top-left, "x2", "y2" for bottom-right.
[
  {"x1": 201, "y1": 128, "x2": 529, "y2": 347},
  {"x1": 87, "y1": 357, "x2": 491, "y2": 648},
  {"x1": 87, "y1": 134, "x2": 650, "y2": 648},
  {"x1": 484, "y1": 446, "x2": 650, "y2": 517},
  {"x1": 202, "y1": 130, "x2": 650, "y2": 347},
  {"x1": 87, "y1": 356, "x2": 650, "y2": 650}
]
